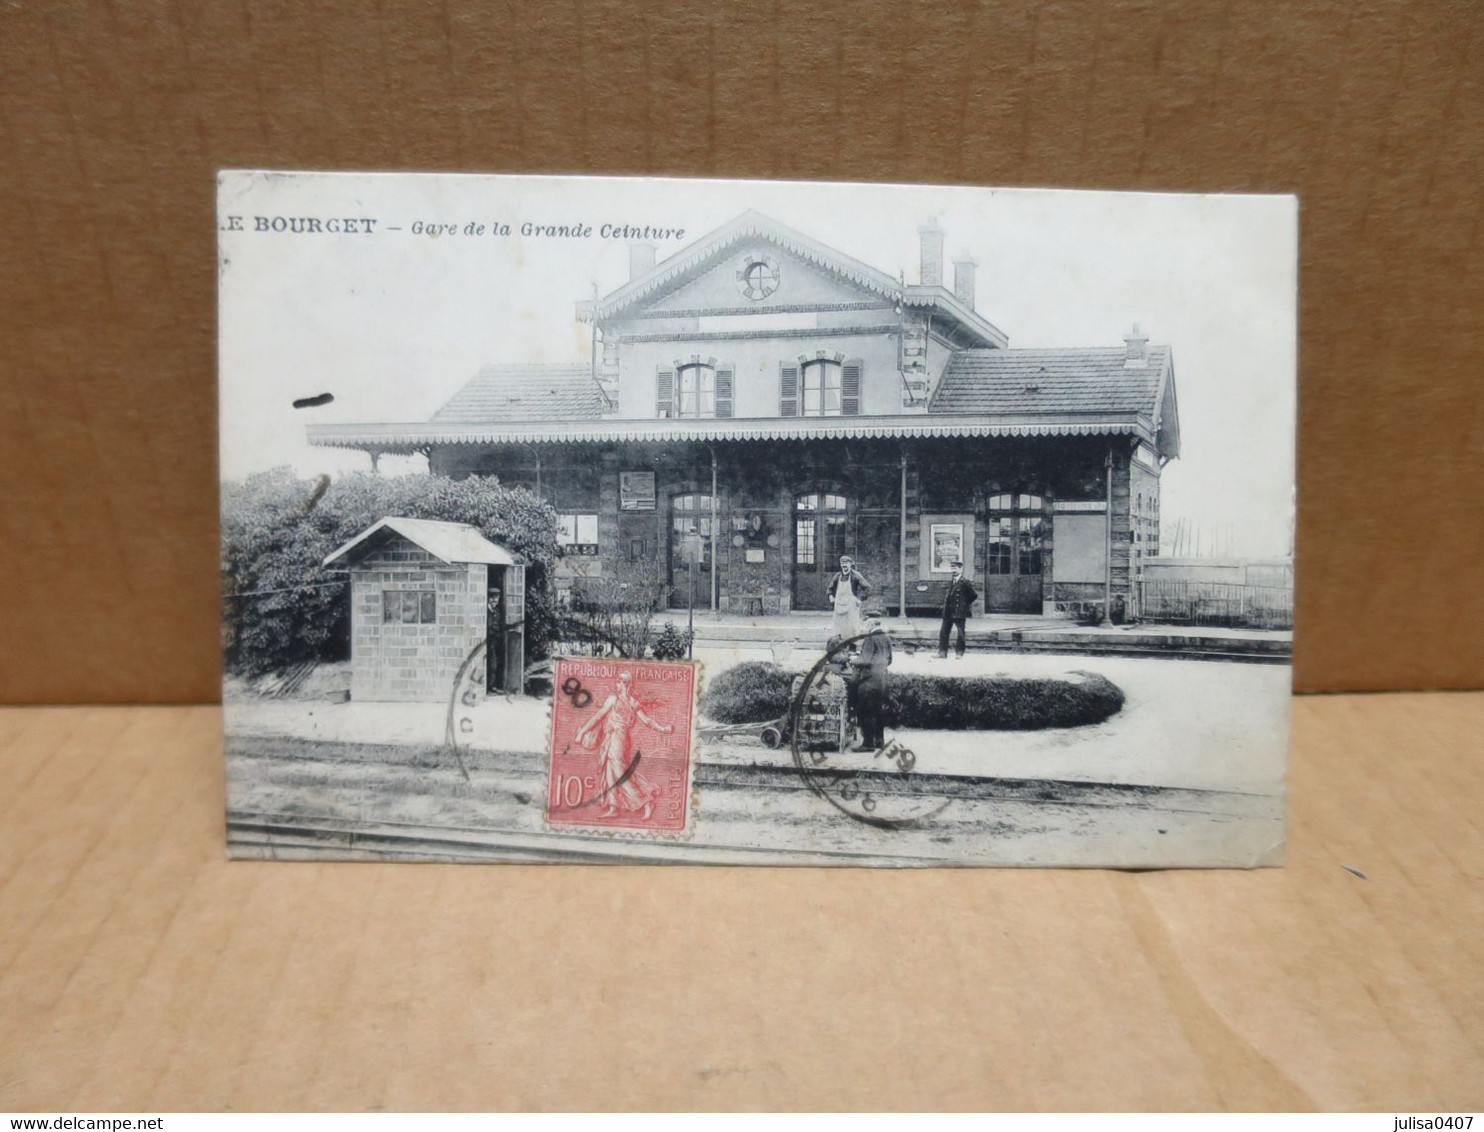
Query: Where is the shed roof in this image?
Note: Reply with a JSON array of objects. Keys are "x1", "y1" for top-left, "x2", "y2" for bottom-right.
[
  {"x1": 432, "y1": 363, "x2": 607, "y2": 422},
  {"x1": 323, "y1": 517, "x2": 518, "y2": 568}
]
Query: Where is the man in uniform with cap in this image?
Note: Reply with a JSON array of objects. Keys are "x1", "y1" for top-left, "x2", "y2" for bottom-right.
[
  {"x1": 850, "y1": 610, "x2": 893, "y2": 751},
  {"x1": 937, "y1": 559, "x2": 978, "y2": 659}
]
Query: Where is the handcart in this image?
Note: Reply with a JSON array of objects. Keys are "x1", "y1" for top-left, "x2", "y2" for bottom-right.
[{"x1": 757, "y1": 668, "x2": 854, "y2": 753}]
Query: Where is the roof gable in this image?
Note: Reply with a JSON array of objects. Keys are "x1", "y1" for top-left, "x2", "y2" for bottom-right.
[
  {"x1": 585, "y1": 210, "x2": 1007, "y2": 347},
  {"x1": 1152, "y1": 356, "x2": 1181, "y2": 458},
  {"x1": 588, "y1": 211, "x2": 903, "y2": 321},
  {"x1": 639, "y1": 239, "x2": 889, "y2": 315},
  {"x1": 432, "y1": 363, "x2": 606, "y2": 423},
  {"x1": 324, "y1": 517, "x2": 517, "y2": 568}
]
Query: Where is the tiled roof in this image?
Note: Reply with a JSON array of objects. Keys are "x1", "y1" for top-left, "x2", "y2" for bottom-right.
[
  {"x1": 431, "y1": 364, "x2": 606, "y2": 423},
  {"x1": 323, "y1": 517, "x2": 518, "y2": 567},
  {"x1": 931, "y1": 346, "x2": 1171, "y2": 418},
  {"x1": 308, "y1": 345, "x2": 1178, "y2": 457}
]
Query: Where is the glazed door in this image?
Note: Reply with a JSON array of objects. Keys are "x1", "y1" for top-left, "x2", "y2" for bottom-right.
[
  {"x1": 486, "y1": 566, "x2": 504, "y2": 692},
  {"x1": 983, "y1": 494, "x2": 1045, "y2": 614},
  {"x1": 668, "y1": 493, "x2": 713, "y2": 610},
  {"x1": 792, "y1": 491, "x2": 850, "y2": 610}
]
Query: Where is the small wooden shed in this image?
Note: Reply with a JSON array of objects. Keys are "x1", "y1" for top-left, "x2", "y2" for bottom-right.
[{"x1": 323, "y1": 517, "x2": 523, "y2": 703}]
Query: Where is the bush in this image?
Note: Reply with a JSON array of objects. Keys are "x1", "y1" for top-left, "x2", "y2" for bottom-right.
[
  {"x1": 700, "y1": 661, "x2": 801, "y2": 723},
  {"x1": 558, "y1": 557, "x2": 669, "y2": 659},
  {"x1": 651, "y1": 620, "x2": 693, "y2": 661},
  {"x1": 221, "y1": 467, "x2": 559, "y2": 677},
  {"x1": 698, "y1": 661, "x2": 1124, "y2": 730}
]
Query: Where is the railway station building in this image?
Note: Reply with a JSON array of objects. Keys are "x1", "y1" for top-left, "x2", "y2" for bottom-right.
[{"x1": 308, "y1": 211, "x2": 1180, "y2": 620}]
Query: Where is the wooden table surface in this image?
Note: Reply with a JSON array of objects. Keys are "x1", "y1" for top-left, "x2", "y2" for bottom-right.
[{"x1": 1, "y1": 695, "x2": 1479, "y2": 1112}]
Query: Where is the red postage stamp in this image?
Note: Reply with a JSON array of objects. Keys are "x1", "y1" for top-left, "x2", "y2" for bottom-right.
[{"x1": 545, "y1": 658, "x2": 697, "y2": 834}]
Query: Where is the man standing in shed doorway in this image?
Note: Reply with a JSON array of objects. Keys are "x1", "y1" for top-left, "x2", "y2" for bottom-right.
[{"x1": 938, "y1": 559, "x2": 978, "y2": 659}]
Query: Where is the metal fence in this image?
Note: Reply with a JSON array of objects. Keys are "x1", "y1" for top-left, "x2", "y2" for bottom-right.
[{"x1": 1138, "y1": 580, "x2": 1294, "y2": 630}]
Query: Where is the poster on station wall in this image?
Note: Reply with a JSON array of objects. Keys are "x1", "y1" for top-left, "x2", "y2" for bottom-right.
[{"x1": 619, "y1": 471, "x2": 656, "y2": 511}]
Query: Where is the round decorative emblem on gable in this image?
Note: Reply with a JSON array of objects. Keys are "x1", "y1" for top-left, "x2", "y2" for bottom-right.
[{"x1": 736, "y1": 253, "x2": 780, "y2": 301}]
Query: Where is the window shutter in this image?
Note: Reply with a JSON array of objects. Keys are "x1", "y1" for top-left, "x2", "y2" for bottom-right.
[
  {"x1": 656, "y1": 367, "x2": 675, "y2": 417},
  {"x1": 841, "y1": 359, "x2": 862, "y2": 415},
  {"x1": 780, "y1": 364, "x2": 799, "y2": 417},
  {"x1": 715, "y1": 366, "x2": 734, "y2": 418}
]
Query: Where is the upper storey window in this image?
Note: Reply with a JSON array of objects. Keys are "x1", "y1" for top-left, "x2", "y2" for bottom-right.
[
  {"x1": 656, "y1": 361, "x2": 734, "y2": 418},
  {"x1": 780, "y1": 356, "x2": 862, "y2": 418},
  {"x1": 802, "y1": 360, "x2": 842, "y2": 416},
  {"x1": 678, "y1": 364, "x2": 715, "y2": 418}
]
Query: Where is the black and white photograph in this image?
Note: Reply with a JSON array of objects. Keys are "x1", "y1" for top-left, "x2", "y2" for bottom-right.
[{"x1": 218, "y1": 170, "x2": 1296, "y2": 867}]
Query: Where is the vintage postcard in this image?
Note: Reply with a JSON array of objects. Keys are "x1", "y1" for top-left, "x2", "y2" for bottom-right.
[{"x1": 219, "y1": 170, "x2": 1296, "y2": 867}]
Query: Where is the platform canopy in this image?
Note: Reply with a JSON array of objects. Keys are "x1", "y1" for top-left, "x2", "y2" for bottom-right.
[{"x1": 308, "y1": 410, "x2": 1161, "y2": 454}]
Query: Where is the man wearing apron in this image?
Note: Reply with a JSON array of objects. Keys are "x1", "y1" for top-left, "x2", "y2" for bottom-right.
[{"x1": 826, "y1": 555, "x2": 873, "y2": 642}]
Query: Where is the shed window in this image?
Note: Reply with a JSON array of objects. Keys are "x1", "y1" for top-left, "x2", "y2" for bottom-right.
[{"x1": 383, "y1": 590, "x2": 436, "y2": 624}]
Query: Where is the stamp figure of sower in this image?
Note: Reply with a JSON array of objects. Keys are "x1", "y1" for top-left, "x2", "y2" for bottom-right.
[{"x1": 574, "y1": 669, "x2": 674, "y2": 819}]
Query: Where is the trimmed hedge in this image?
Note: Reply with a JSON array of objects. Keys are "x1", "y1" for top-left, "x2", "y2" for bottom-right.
[
  {"x1": 889, "y1": 669, "x2": 1124, "y2": 730},
  {"x1": 700, "y1": 661, "x2": 1124, "y2": 730},
  {"x1": 700, "y1": 661, "x2": 799, "y2": 724}
]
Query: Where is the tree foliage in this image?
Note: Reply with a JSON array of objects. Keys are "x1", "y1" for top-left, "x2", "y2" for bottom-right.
[
  {"x1": 221, "y1": 468, "x2": 560, "y2": 676},
  {"x1": 549, "y1": 556, "x2": 671, "y2": 659},
  {"x1": 650, "y1": 620, "x2": 694, "y2": 661}
]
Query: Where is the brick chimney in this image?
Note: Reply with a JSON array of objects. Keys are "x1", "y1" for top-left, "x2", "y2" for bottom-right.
[
  {"x1": 1124, "y1": 323, "x2": 1150, "y2": 367},
  {"x1": 952, "y1": 257, "x2": 977, "y2": 309},
  {"x1": 629, "y1": 241, "x2": 657, "y2": 280},
  {"x1": 918, "y1": 219, "x2": 944, "y2": 287}
]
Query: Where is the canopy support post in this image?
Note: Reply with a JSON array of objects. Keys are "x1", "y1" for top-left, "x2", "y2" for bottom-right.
[{"x1": 899, "y1": 448, "x2": 909, "y2": 620}]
